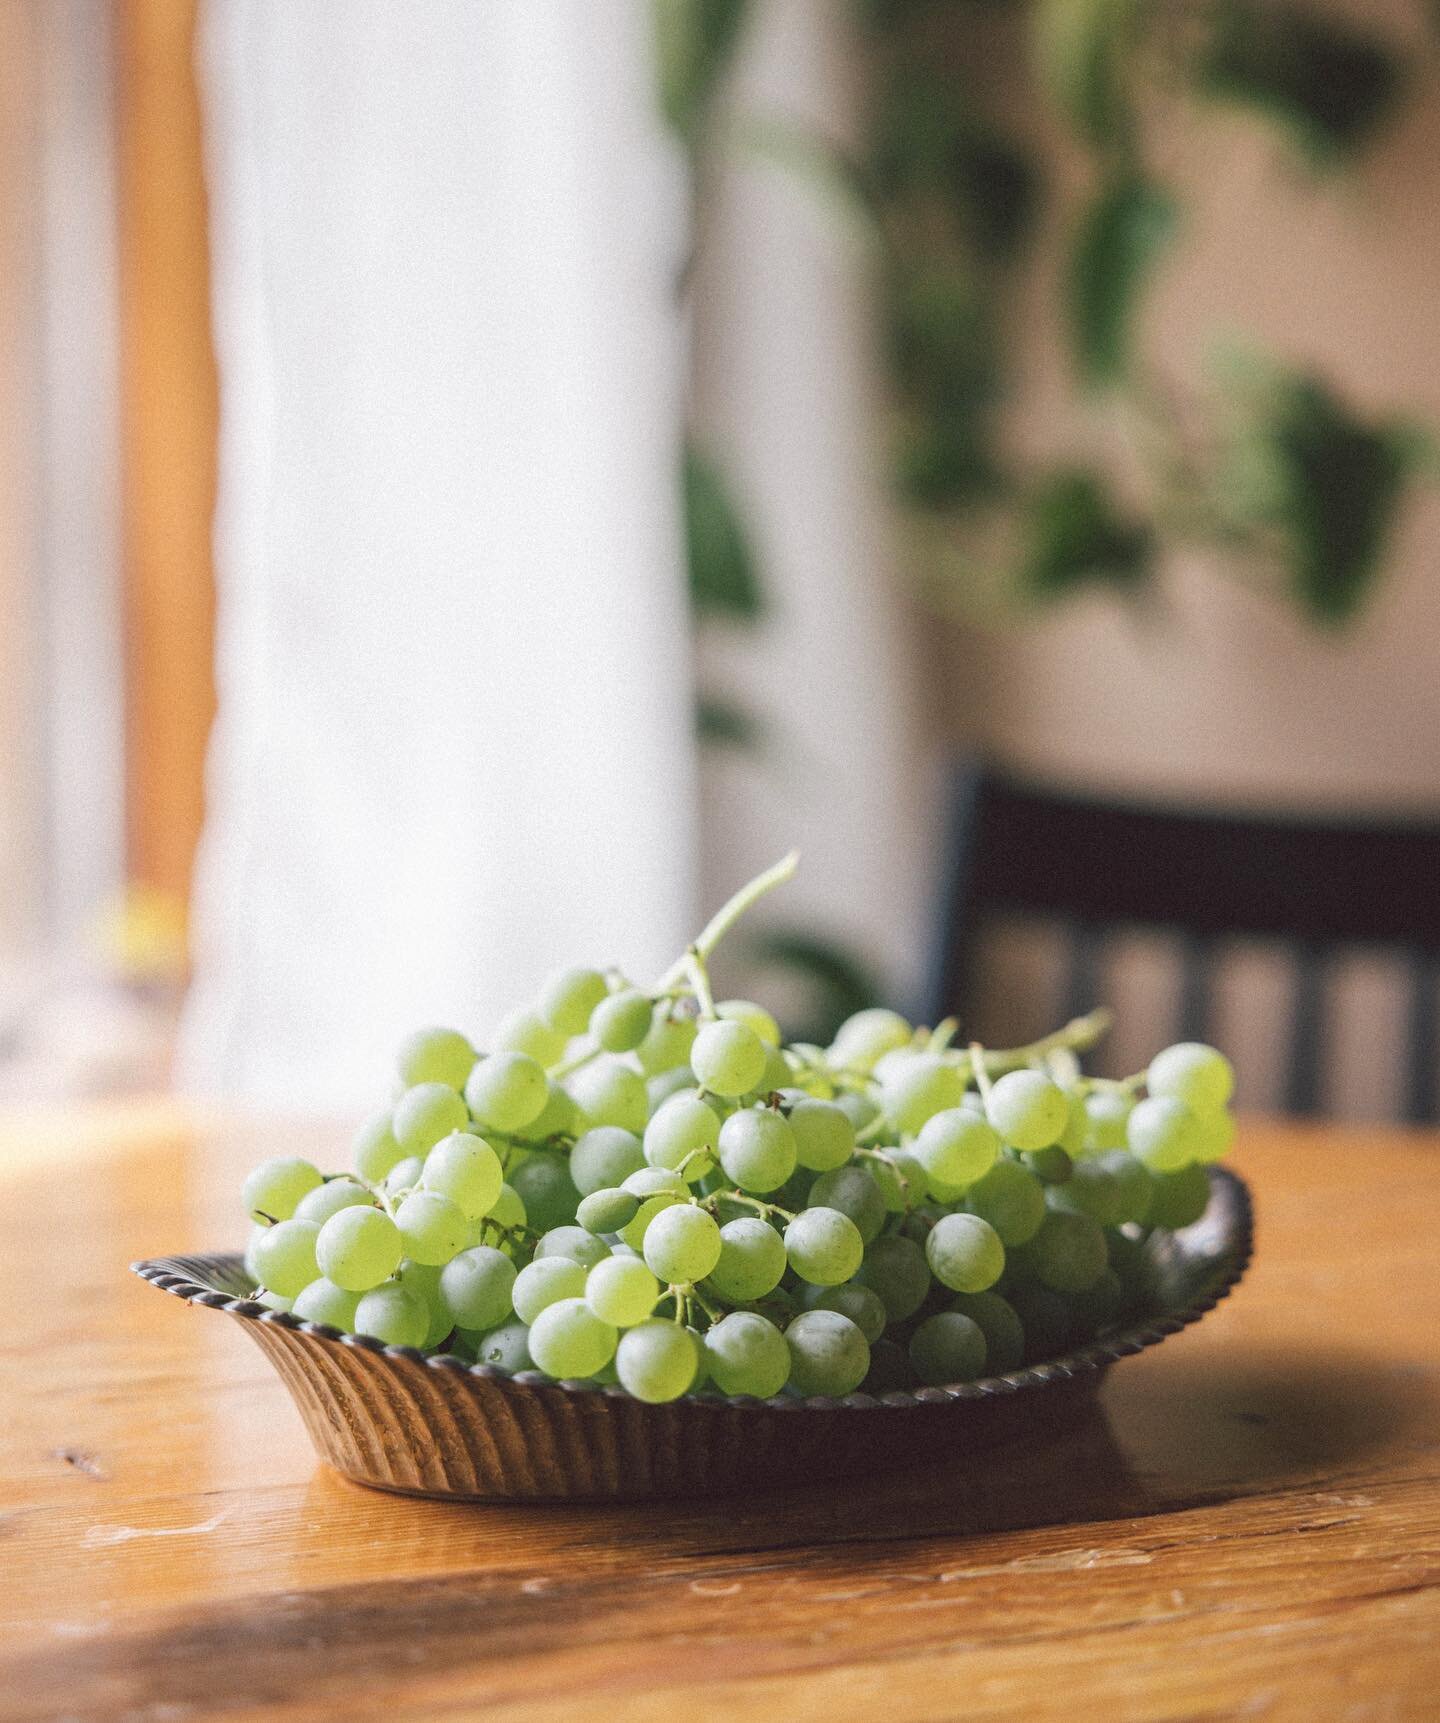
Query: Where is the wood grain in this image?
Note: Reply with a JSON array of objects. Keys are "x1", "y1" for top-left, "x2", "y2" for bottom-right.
[{"x1": 3, "y1": 1109, "x2": 1438, "y2": 1720}]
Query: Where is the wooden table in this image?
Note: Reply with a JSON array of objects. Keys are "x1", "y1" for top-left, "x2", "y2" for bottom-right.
[{"x1": 3, "y1": 1107, "x2": 1438, "y2": 1722}]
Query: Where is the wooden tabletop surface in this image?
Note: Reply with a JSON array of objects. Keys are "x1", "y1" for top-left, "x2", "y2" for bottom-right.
[{"x1": 3, "y1": 1105, "x2": 1437, "y2": 1722}]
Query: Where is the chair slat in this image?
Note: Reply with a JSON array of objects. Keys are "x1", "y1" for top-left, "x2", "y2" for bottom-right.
[
  {"x1": 1404, "y1": 951, "x2": 1437, "y2": 1126},
  {"x1": 1177, "y1": 932, "x2": 1214, "y2": 1045},
  {"x1": 1060, "y1": 922, "x2": 1102, "y2": 1029},
  {"x1": 1285, "y1": 943, "x2": 1327, "y2": 1117}
]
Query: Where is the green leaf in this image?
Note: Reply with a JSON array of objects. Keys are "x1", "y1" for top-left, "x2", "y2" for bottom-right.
[
  {"x1": 1067, "y1": 174, "x2": 1177, "y2": 387},
  {"x1": 946, "y1": 130, "x2": 1041, "y2": 263},
  {"x1": 684, "y1": 441, "x2": 764, "y2": 622},
  {"x1": 1022, "y1": 469, "x2": 1154, "y2": 597},
  {"x1": 1033, "y1": 0, "x2": 1140, "y2": 152},
  {"x1": 744, "y1": 928, "x2": 887, "y2": 1046},
  {"x1": 696, "y1": 696, "x2": 765, "y2": 751},
  {"x1": 1198, "y1": 2, "x2": 1405, "y2": 166},
  {"x1": 654, "y1": 0, "x2": 751, "y2": 144}
]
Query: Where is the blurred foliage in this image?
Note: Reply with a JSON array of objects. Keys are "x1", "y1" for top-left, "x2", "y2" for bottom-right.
[
  {"x1": 683, "y1": 440, "x2": 763, "y2": 621},
  {"x1": 1067, "y1": 174, "x2": 1177, "y2": 386},
  {"x1": 1023, "y1": 469, "x2": 1154, "y2": 596},
  {"x1": 655, "y1": 0, "x2": 751, "y2": 146}
]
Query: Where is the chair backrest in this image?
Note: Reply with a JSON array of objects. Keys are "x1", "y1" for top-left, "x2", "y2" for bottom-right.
[{"x1": 926, "y1": 761, "x2": 1440, "y2": 1122}]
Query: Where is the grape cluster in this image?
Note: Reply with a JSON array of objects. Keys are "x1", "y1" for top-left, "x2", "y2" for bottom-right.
[{"x1": 238, "y1": 858, "x2": 1236, "y2": 1404}]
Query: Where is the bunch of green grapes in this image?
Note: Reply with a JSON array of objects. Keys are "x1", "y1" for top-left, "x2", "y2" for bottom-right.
[{"x1": 238, "y1": 858, "x2": 1236, "y2": 1404}]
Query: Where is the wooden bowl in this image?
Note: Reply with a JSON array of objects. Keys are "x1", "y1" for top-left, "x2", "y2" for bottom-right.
[{"x1": 133, "y1": 1167, "x2": 1252, "y2": 1502}]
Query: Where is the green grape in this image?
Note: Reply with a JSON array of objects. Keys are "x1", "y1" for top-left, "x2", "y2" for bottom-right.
[
  {"x1": 256, "y1": 1289, "x2": 292, "y2": 1313},
  {"x1": 566, "y1": 1056, "x2": 649, "y2": 1134},
  {"x1": 1145, "y1": 1162, "x2": 1211, "y2": 1229},
  {"x1": 690, "y1": 1020, "x2": 767, "y2": 1098},
  {"x1": 393, "y1": 1083, "x2": 470, "y2": 1156},
  {"x1": 584, "y1": 1254, "x2": 660, "y2": 1327},
  {"x1": 465, "y1": 1051, "x2": 549, "y2": 1133},
  {"x1": 539, "y1": 966, "x2": 609, "y2": 1036},
  {"x1": 242, "y1": 1156, "x2": 323, "y2": 1224},
  {"x1": 1049, "y1": 1150, "x2": 1153, "y2": 1228},
  {"x1": 1009, "y1": 1282, "x2": 1073, "y2": 1363},
  {"x1": 833, "y1": 1091, "x2": 879, "y2": 1132},
  {"x1": 394, "y1": 1190, "x2": 469, "y2": 1266},
  {"x1": 636, "y1": 1007, "x2": 697, "y2": 1076},
  {"x1": 856, "y1": 1233, "x2": 931, "y2": 1323},
  {"x1": 871, "y1": 1149, "x2": 928, "y2": 1211},
  {"x1": 291, "y1": 1278, "x2": 360, "y2": 1330},
  {"x1": 316, "y1": 1205, "x2": 404, "y2": 1290},
  {"x1": 807, "y1": 1165, "x2": 886, "y2": 1245},
  {"x1": 879, "y1": 1055, "x2": 964, "y2": 1134},
  {"x1": 421, "y1": 1131, "x2": 503, "y2": 1219},
  {"x1": 1059, "y1": 1093, "x2": 1089, "y2": 1157},
  {"x1": 251, "y1": 1218, "x2": 321, "y2": 1297},
  {"x1": 828, "y1": 1007, "x2": 913, "y2": 1075},
  {"x1": 490, "y1": 1006, "x2": 567, "y2": 1067},
  {"x1": 1127, "y1": 1095, "x2": 1201, "y2": 1172},
  {"x1": 396, "y1": 1025, "x2": 475, "y2": 1091},
  {"x1": 471, "y1": 1319, "x2": 534, "y2": 1373},
  {"x1": 804, "y1": 1280, "x2": 888, "y2": 1345},
  {"x1": 489, "y1": 1182, "x2": 526, "y2": 1231},
  {"x1": 1192, "y1": 1108, "x2": 1236, "y2": 1164},
  {"x1": 508, "y1": 1152, "x2": 580, "y2": 1232},
  {"x1": 527, "y1": 1297, "x2": 617, "y2": 1379},
  {"x1": 525, "y1": 1082, "x2": 576, "y2": 1141},
  {"x1": 351, "y1": 1111, "x2": 407, "y2": 1183},
  {"x1": 642, "y1": 1204, "x2": 722, "y2": 1283},
  {"x1": 438, "y1": 1246, "x2": 517, "y2": 1331},
  {"x1": 913, "y1": 1109, "x2": 1000, "y2": 1193},
  {"x1": 396, "y1": 1259, "x2": 453, "y2": 1349},
  {"x1": 1026, "y1": 1145, "x2": 1073, "y2": 1184},
  {"x1": 864, "y1": 1337, "x2": 914, "y2": 1394},
  {"x1": 716, "y1": 998, "x2": 781, "y2": 1047},
  {"x1": 785, "y1": 1309, "x2": 869, "y2": 1397},
  {"x1": 966, "y1": 1158, "x2": 1046, "y2": 1246},
  {"x1": 706, "y1": 1216, "x2": 787, "y2": 1301},
  {"x1": 536, "y1": 1225, "x2": 611, "y2": 1270},
  {"x1": 909, "y1": 1311, "x2": 986, "y2": 1386},
  {"x1": 512, "y1": 1256, "x2": 587, "y2": 1324},
  {"x1": 615, "y1": 1321, "x2": 699, "y2": 1403},
  {"x1": 1026, "y1": 1209, "x2": 1107, "y2": 1293},
  {"x1": 646, "y1": 1068, "x2": 695, "y2": 1111},
  {"x1": 784, "y1": 1206, "x2": 864, "y2": 1285},
  {"x1": 622, "y1": 1166, "x2": 688, "y2": 1197},
  {"x1": 1147, "y1": 1042, "x2": 1234, "y2": 1113},
  {"x1": 717, "y1": 1108, "x2": 797, "y2": 1194},
  {"x1": 643, "y1": 1093, "x2": 720, "y2": 1180},
  {"x1": 383, "y1": 1155, "x2": 424, "y2": 1196},
  {"x1": 354, "y1": 1284, "x2": 428, "y2": 1349},
  {"x1": 243, "y1": 1223, "x2": 267, "y2": 1283},
  {"x1": 620, "y1": 1191, "x2": 683, "y2": 1250},
  {"x1": 1084, "y1": 1090, "x2": 1133, "y2": 1151},
  {"x1": 589, "y1": 989, "x2": 654, "y2": 1054},
  {"x1": 570, "y1": 1126, "x2": 645, "y2": 1196},
  {"x1": 752, "y1": 1044, "x2": 794, "y2": 1095},
  {"x1": 985, "y1": 1070, "x2": 1069, "y2": 1151},
  {"x1": 949, "y1": 1290, "x2": 1025, "y2": 1374},
  {"x1": 294, "y1": 1178, "x2": 375, "y2": 1225},
  {"x1": 787, "y1": 1099, "x2": 855, "y2": 1172},
  {"x1": 925, "y1": 1212, "x2": 1005, "y2": 1293},
  {"x1": 1070, "y1": 1265, "x2": 1124, "y2": 1335},
  {"x1": 576, "y1": 1187, "x2": 639, "y2": 1234},
  {"x1": 703, "y1": 1311, "x2": 790, "y2": 1398}
]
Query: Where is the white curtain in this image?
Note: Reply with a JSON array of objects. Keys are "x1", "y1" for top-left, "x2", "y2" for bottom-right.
[{"x1": 180, "y1": 1, "x2": 697, "y2": 1108}]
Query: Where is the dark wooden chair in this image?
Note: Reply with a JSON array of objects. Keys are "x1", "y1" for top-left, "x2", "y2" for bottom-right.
[{"x1": 925, "y1": 761, "x2": 1440, "y2": 1122}]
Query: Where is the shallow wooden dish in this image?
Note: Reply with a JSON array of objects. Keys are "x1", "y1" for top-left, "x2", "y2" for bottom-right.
[{"x1": 134, "y1": 1167, "x2": 1251, "y2": 1502}]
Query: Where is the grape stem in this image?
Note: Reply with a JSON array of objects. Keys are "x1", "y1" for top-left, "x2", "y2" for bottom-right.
[
  {"x1": 653, "y1": 851, "x2": 800, "y2": 992},
  {"x1": 969, "y1": 1042, "x2": 995, "y2": 1106},
  {"x1": 702, "y1": 1188, "x2": 795, "y2": 1222},
  {"x1": 685, "y1": 946, "x2": 718, "y2": 1021},
  {"x1": 548, "y1": 1039, "x2": 602, "y2": 1081},
  {"x1": 971, "y1": 1008, "x2": 1113, "y2": 1077}
]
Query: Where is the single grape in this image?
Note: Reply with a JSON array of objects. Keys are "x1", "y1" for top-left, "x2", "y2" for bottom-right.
[
  {"x1": 909, "y1": 1311, "x2": 986, "y2": 1386},
  {"x1": 986, "y1": 1070, "x2": 1069, "y2": 1151},
  {"x1": 615, "y1": 1321, "x2": 699, "y2": 1403},
  {"x1": 926, "y1": 1212, "x2": 1005, "y2": 1293},
  {"x1": 464, "y1": 1052, "x2": 548, "y2": 1134},
  {"x1": 752, "y1": 1044, "x2": 794, "y2": 1096},
  {"x1": 354, "y1": 1283, "x2": 429, "y2": 1349},
  {"x1": 256, "y1": 1289, "x2": 292, "y2": 1312},
  {"x1": 489, "y1": 1182, "x2": 526, "y2": 1231},
  {"x1": 717, "y1": 1108, "x2": 797, "y2": 1194},
  {"x1": 1147, "y1": 1042, "x2": 1234, "y2": 1113},
  {"x1": 1026, "y1": 1145, "x2": 1074, "y2": 1184},
  {"x1": 1026, "y1": 1208, "x2": 1108, "y2": 1293},
  {"x1": 785, "y1": 1309, "x2": 869, "y2": 1397},
  {"x1": 786, "y1": 1099, "x2": 855, "y2": 1172},
  {"x1": 251, "y1": 1218, "x2": 321, "y2": 1297},
  {"x1": 383, "y1": 1155, "x2": 424, "y2": 1196},
  {"x1": 566, "y1": 1056, "x2": 649, "y2": 1134},
  {"x1": 1145, "y1": 1162, "x2": 1211, "y2": 1229},
  {"x1": 316, "y1": 1205, "x2": 403, "y2": 1291},
  {"x1": 291, "y1": 1278, "x2": 360, "y2": 1330},
  {"x1": 1083, "y1": 1090, "x2": 1133, "y2": 1151},
  {"x1": 437, "y1": 1246, "x2": 517, "y2": 1331},
  {"x1": 1009, "y1": 1281, "x2": 1074, "y2": 1363},
  {"x1": 393, "y1": 1083, "x2": 471, "y2": 1157},
  {"x1": 807, "y1": 1165, "x2": 887, "y2": 1245},
  {"x1": 507, "y1": 1153, "x2": 580, "y2": 1232},
  {"x1": 949, "y1": 1290, "x2": 1025, "y2": 1374},
  {"x1": 644, "y1": 1093, "x2": 721, "y2": 1180},
  {"x1": 913, "y1": 1109, "x2": 1001, "y2": 1193},
  {"x1": 294, "y1": 1178, "x2": 375, "y2": 1226},
  {"x1": 1048, "y1": 1150, "x2": 1153, "y2": 1228},
  {"x1": 242, "y1": 1156, "x2": 323, "y2": 1224},
  {"x1": 421, "y1": 1131, "x2": 503, "y2": 1220},
  {"x1": 784, "y1": 1206, "x2": 864, "y2": 1285},
  {"x1": 588, "y1": 989, "x2": 655, "y2": 1054},
  {"x1": 642, "y1": 1204, "x2": 722, "y2": 1284},
  {"x1": 879, "y1": 1055, "x2": 964, "y2": 1134},
  {"x1": 1059, "y1": 1093, "x2": 1089, "y2": 1157},
  {"x1": 566, "y1": 1126, "x2": 642, "y2": 1197},
  {"x1": 716, "y1": 998, "x2": 781, "y2": 1047},
  {"x1": 244, "y1": 1223, "x2": 267, "y2": 1283},
  {"x1": 527, "y1": 1297, "x2": 617, "y2": 1379},
  {"x1": 828, "y1": 1008, "x2": 913, "y2": 1075},
  {"x1": 619, "y1": 1192, "x2": 682, "y2": 1249},
  {"x1": 394, "y1": 1190, "x2": 470, "y2": 1266},
  {"x1": 703, "y1": 1311, "x2": 790, "y2": 1398},
  {"x1": 490, "y1": 1006, "x2": 567, "y2": 1067},
  {"x1": 575, "y1": 1186, "x2": 638, "y2": 1234},
  {"x1": 584, "y1": 1254, "x2": 660, "y2": 1327},
  {"x1": 1127, "y1": 1095, "x2": 1201, "y2": 1172},
  {"x1": 707, "y1": 1216, "x2": 788, "y2": 1301},
  {"x1": 525, "y1": 1082, "x2": 577, "y2": 1141},
  {"x1": 833, "y1": 1091, "x2": 880, "y2": 1132},
  {"x1": 394, "y1": 1258, "x2": 454, "y2": 1349},
  {"x1": 396, "y1": 1025, "x2": 475, "y2": 1091},
  {"x1": 966, "y1": 1158, "x2": 1046, "y2": 1246},
  {"x1": 471, "y1": 1319, "x2": 534, "y2": 1374},
  {"x1": 535, "y1": 1225, "x2": 610, "y2": 1270},
  {"x1": 1070, "y1": 1265, "x2": 1125, "y2": 1336},
  {"x1": 804, "y1": 1281, "x2": 888, "y2": 1345},
  {"x1": 351, "y1": 1112, "x2": 407, "y2": 1183},
  {"x1": 512, "y1": 1256, "x2": 587, "y2": 1324},
  {"x1": 636, "y1": 1007, "x2": 698, "y2": 1076},
  {"x1": 1192, "y1": 1108, "x2": 1236, "y2": 1164},
  {"x1": 539, "y1": 966, "x2": 609, "y2": 1037},
  {"x1": 690, "y1": 1020, "x2": 767, "y2": 1098},
  {"x1": 622, "y1": 1166, "x2": 689, "y2": 1198},
  {"x1": 856, "y1": 1233, "x2": 931, "y2": 1323}
]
